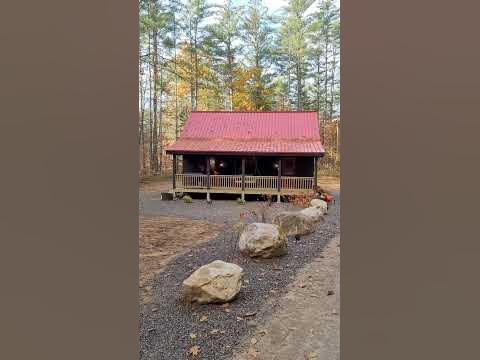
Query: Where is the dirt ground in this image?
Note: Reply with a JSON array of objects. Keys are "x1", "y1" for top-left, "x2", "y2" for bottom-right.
[
  {"x1": 232, "y1": 236, "x2": 340, "y2": 360},
  {"x1": 140, "y1": 175, "x2": 172, "y2": 193},
  {"x1": 317, "y1": 176, "x2": 340, "y2": 193},
  {"x1": 139, "y1": 216, "x2": 223, "y2": 304}
]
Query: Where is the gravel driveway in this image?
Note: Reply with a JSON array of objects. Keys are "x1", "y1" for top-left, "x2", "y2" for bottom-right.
[
  {"x1": 140, "y1": 193, "x2": 299, "y2": 225},
  {"x1": 139, "y1": 191, "x2": 340, "y2": 360}
]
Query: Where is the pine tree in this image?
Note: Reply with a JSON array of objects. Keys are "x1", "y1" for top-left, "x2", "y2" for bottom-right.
[
  {"x1": 278, "y1": 0, "x2": 315, "y2": 110},
  {"x1": 309, "y1": 0, "x2": 340, "y2": 119},
  {"x1": 241, "y1": 0, "x2": 275, "y2": 110},
  {"x1": 181, "y1": 0, "x2": 211, "y2": 110},
  {"x1": 205, "y1": 0, "x2": 242, "y2": 110}
]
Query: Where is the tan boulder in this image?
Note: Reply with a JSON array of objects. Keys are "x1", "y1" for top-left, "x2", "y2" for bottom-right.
[
  {"x1": 182, "y1": 260, "x2": 243, "y2": 304},
  {"x1": 272, "y1": 211, "x2": 316, "y2": 237},
  {"x1": 238, "y1": 223, "x2": 287, "y2": 258},
  {"x1": 310, "y1": 198, "x2": 328, "y2": 214},
  {"x1": 300, "y1": 206, "x2": 325, "y2": 223}
]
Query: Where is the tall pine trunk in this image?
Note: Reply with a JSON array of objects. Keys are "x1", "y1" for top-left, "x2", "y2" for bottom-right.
[
  {"x1": 296, "y1": 59, "x2": 301, "y2": 110},
  {"x1": 173, "y1": 13, "x2": 179, "y2": 140},
  {"x1": 158, "y1": 61, "x2": 164, "y2": 174},
  {"x1": 151, "y1": 30, "x2": 159, "y2": 174},
  {"x1": 139, "y1": 65, "x2": 147, "y2": 173},
  {"x1": 194, "y1": 25, "x2": 199, "y2": 110},
  {"x1": 148, "y1": 31, "x2": 154, "y2": 175}
]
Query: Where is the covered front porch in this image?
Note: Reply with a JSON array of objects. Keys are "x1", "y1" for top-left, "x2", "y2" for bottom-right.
[{"x1": 172, "y1": 154, "x2": 319, "y2": 201}]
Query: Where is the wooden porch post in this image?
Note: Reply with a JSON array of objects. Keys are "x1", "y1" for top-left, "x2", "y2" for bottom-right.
[
  {"x1": 172, "y1": 154, "x2": 177, "y2": 188},
  {"x1": 241, "y1": 157, "x2": 246, "y2": 201},
  {"x1": 172, "y1": 154, "x2": 177, "y2": 198},
  {"x1": 313, "y1": 157, "x2": 318, "y2": 192},
  {"x1": 206, "y1": 156, "x2": 211, "y2": 202},
  {"x1": 277, "y1": 158, "x2": 282, "y2": 203}
]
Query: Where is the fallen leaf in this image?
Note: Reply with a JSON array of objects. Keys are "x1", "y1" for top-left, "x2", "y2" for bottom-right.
[
  {"x1": 224, "y1": 308, "x2": 231, "y2": 313},
  {"x1": 199, "y1": 315, "x2": 208, "y2": 322},
  {"x1": 243, "y1": 311, "x2": 257, "y2": 317},
  {"x1": 236, "y1": 316, "x2": 244, "y2": 321},
  {"x1": 189, "y1": 333, "x2": 197, "y2": 339},
  {"x1": 251, "y1": 337, "x2": 258, "y2": 345},
  {"x1": 210, "y1": 329, "x2": 219, "y2": 335},
  {"x1": 247, "y1": 347, "x2": 258, "y2": 358},
  {"x1": 189, "y1": 345, "x2": 200, "y2": 357},
  {"x1": 306, "y1": 351, "x2": 317, "y2": 359}
]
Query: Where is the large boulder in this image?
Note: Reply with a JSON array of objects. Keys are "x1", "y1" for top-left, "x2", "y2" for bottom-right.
[
  {"x1": 182, "y1": 260, "x2": 243, "y2": 304},
  {"x1": 300, "y1": 206, "x2": 325, "y2": 223},
  {"x1": 310, "y1": 198, "x2": 328, "y2": 214},
  {"x1": 272, "y1": 211, "x2": 316, "y2": 237},
  {"x1": 238, "y1": 223, "x2": 287, "y2": 258}
]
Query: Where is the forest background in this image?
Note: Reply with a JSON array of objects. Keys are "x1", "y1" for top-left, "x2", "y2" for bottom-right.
[{"x1": 139, "y1": 0, "x2": 340, "y2": 177}]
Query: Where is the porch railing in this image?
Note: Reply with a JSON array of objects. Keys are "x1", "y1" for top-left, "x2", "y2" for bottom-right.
[{"x1": 175, "y1": 174, "x2": 314, "y2": 192}]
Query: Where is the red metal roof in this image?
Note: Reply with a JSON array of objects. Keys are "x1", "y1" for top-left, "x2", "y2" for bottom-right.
[{"x1": 166, "y1": 111, "x2": 325, "y2": 156}]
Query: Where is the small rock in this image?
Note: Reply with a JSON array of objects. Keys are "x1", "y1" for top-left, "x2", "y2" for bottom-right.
[
  {"x1": 251, "y1": 338, "x2": 258, "y2": 345},
  {"x1": 327, "y1": 290, "x2": 334, "y2": 296}
]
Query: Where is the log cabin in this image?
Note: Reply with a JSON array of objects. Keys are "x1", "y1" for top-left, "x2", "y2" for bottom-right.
[{"x1": 165, "y1": 111, "x2": 325, "y2": 202}]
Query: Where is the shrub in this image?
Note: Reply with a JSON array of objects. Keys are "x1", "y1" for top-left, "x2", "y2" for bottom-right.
[
  {"x1": 285, "y1": 192, "x2": 316, "y2": 208},
  {"x1": 236, "y1": 198, "x2": 246, "y2": 205},
  {"x1": 183, "y1": 195, "x2": 193, "y2": 203}
]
